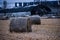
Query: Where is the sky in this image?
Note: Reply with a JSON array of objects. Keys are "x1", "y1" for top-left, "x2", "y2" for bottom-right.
[
  {"x1": 0, "y1": 0, "x2": 57, "y2": 3},
  {"x1": 0, "y1": 0, "x2": 57, "y2": 7}
]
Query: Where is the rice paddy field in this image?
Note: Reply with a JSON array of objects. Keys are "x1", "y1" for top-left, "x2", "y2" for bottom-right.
[{"x1": 0, "y1": 18, "x2": 60, "y2": 40}]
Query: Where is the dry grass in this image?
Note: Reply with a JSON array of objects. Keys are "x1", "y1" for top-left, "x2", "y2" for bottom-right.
[{"x1": 0, "y1": 18, "x2": 60, "y2": 40}]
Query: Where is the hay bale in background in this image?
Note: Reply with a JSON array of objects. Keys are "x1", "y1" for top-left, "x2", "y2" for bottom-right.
[
  {"x1": 10, "y1": 17, "x2": 32, "y2": 32},
  {"x1": 29, "y1": 15, "x2": 41, "y2": 25}
]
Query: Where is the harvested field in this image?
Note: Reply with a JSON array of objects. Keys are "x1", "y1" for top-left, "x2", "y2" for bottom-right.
[{"x1": 0, "y1": 18, "x2": 60, "y2": 40}]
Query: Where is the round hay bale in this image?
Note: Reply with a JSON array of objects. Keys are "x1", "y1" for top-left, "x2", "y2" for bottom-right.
[
  {"x1": 10, "y1": 17, "x2": 32, "y2": 32},
  {"x1": 29, "y1": 15, "x2": 41, "y2": 25}
]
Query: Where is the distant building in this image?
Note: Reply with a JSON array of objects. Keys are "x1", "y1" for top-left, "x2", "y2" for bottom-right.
[{"x1": 4, "y1": 0, "x2": 34, "y2": 8}]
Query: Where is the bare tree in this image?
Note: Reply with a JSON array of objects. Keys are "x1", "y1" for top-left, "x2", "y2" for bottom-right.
[
  {"x1": 3, "y1": 0, "x2": 7, "y2": 9},
  {"x1": 57, "y1": 0, "x2": 60, "y2": 16},
  {"x1": 3, "y1": 0, "x2": 7, "y2": 16},
  {"x1": 57, "y1": 0, "x2": 59, "y2": 5}
]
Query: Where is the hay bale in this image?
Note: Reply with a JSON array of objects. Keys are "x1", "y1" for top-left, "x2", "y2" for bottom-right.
[
  {"x1": 29, "y1": 15, "x2": 41, "y2": 25},
  {"x1": 10, "y1": 17, "x2": 32, "y2": 32}
]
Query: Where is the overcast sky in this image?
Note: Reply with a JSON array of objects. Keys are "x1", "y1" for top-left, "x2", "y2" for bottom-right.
[
  {"x1": 0, "y1": 0, "x2": 57, "y2": 3},
  {"x1": 0, "y1": 0, "x2": 57, "y2": 7}
]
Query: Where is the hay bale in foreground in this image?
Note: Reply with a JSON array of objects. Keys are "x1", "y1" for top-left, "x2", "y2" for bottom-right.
[
  {"x1": 29, "y1": 15, "x2": 41, "y2": 25},
  {"x1": 10, "y1": 17, "x2": 32, "y2": 32}
]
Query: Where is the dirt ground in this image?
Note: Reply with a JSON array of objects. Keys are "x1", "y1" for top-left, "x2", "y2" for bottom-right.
[{"x1": 0, "y1": 18, "x2": 60, "y2": 40}]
